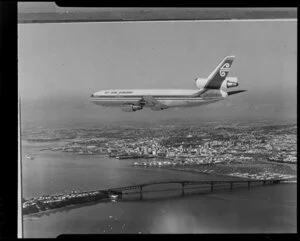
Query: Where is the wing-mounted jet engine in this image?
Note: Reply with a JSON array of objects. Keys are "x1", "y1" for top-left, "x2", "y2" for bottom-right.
[{"x1": 121, "y1": 104, "x2": 143, "y2": 112}]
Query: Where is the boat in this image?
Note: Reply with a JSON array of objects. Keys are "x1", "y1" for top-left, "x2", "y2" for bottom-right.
[
  {"x1": 109, "y1": 194, "x2": 119, "y2": 199},
  {"x1": 25, "y1": 155, "x2": 35, "y2": 160}
]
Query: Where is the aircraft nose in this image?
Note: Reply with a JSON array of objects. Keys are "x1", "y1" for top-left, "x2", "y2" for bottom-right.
[{"x1": 90, "y1": 92, "x2": 98, "y2": 98}]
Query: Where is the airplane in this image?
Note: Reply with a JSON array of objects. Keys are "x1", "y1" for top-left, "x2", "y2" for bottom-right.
[{"x1": 90, "y1": 56, "x2": 246, "y2": 112}]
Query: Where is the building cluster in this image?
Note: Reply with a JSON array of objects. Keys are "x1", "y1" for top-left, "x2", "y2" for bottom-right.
[
  {"x1": 227, "y1": 171, "x2": 296, "y2": 180},
  {"x1": 22, "y1": 128, "x2": 77, "y2": 142},
  {"x1": 52, "y1": 126, "x2": 297, "y2": 166},
  {"x1": 25, "y1": 123, "x2": 297, "y2": 177},
  {"x1": 22, "y1": 122, "x2": 297, "y2": 216},
  {"x1": 23, "y1": 190, "x2": 108, "y2": 215}
]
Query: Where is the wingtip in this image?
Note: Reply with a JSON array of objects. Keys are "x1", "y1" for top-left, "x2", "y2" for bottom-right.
[{"x1": 227, "y1": 90, "x2": 247, "y2": 96}]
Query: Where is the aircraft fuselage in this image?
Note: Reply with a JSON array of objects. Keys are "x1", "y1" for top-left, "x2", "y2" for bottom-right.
[
  {"x1": 90, "y1": 89, "x2": 223, "y2": 109},
  {"x1": 90, "y1": 56, "x2": 246, "y2": 112}
]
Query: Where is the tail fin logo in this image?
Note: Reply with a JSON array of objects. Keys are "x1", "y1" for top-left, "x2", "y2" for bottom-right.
[{"x1": 219, "y1": 63, "x2": 231, "y2": 77}]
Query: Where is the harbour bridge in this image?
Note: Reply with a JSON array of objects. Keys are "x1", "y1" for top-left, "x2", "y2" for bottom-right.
[{"x1": 102, "y1": 178, "x2": 290, "y2": 197}]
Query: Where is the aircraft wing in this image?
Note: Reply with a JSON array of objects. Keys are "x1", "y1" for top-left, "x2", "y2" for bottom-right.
[
  {"x1": 227, "y1": 90, "x2": 247, "y2": 96},
  {"x1": 139, "y1": 96, "x2": 168, "y2": 110}
]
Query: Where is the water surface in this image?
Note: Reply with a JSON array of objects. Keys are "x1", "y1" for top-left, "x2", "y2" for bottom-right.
[{"x1": 22, "y1": 141, "x2": 297, "y2": 237}]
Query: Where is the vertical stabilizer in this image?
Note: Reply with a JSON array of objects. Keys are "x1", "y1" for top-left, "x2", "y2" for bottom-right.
[{"x1": 205, "y1": 56, "x2": 235, "y2": 89}]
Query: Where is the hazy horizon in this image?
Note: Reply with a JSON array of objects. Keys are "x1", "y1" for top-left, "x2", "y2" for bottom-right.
[{"x1": 18, "y1": 20, "x2": 297, "y2": 126}]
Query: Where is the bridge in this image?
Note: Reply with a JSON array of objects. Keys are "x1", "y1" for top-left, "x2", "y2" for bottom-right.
[{"x1": 102, "y1": 178, "x2": 290, "y2": 197}]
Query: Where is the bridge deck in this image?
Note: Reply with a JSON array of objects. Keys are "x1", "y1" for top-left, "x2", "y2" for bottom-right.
[{"x1": 104, "y1": 178, "x2": 287, "y2": 193}]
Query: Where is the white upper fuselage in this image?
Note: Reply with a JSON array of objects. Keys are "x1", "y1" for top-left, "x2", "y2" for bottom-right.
[{"x1": 90, "y1": 89, "x2": 223, "y2": 108}]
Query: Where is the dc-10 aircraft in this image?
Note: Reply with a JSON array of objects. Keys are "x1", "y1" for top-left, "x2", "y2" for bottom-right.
[{"x1": 90, "y1": 56, "x2": 246, "y2": 112}]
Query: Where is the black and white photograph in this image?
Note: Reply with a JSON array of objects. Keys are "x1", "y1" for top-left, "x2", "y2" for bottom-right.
[{"x1": 18, "y1": 4, "x2": 297, "y2": 238}]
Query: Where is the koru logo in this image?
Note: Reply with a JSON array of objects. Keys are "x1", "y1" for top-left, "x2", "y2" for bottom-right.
[{"x1": 219, "y1": 63, "x2": 230, "y2": 77}]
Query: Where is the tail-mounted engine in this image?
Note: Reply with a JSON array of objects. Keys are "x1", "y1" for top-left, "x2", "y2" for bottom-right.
[
  {"x1": 221, "y1": 77, "x2": 239, "y2": 89},
  {"x1": 195, "y1": 77, "x2": 238, "y2": 90},
  {"x1": 194, "y1": 78, "x2": 207, "y2": 89}
]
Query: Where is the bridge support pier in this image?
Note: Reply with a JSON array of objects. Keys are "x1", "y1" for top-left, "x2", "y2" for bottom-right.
[
  {"x1": 101, "y1": 178, "x2": 285, "y2": 201},
  {"x1": 140, "y1": 186, "x2": 143, "y2": 200},
  {"x1": 181, "y1": 183, "x2": 185, "y2": 196}
]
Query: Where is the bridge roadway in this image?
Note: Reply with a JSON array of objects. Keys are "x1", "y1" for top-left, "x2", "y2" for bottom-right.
[{"x1": 102, "y1": 178, "x2": 287, "y2": 195}]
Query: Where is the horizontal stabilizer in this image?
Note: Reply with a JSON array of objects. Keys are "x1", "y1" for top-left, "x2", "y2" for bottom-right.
[{"x1": 227, "y1": 90, "x2": 247, "y2": 96}]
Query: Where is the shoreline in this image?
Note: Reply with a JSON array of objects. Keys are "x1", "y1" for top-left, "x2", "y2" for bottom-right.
[
  {"x1": 23, "y1": 180, "x2": 296, "y2": 219},
  {"x1": 22, "y1": 145, "x2": 296, "y2": 218},
  {"x1": 23, "y1": 171, "x2": 296, "y2": 218},
  {"x1": 23, "y1": 197, "x2": 113, "y2": 218},
  {"x1": 162, "y1": 167, "x2": 248, "y2": 179},
  {"x1": 142, "y1": 164, "x2": 297, "y2": 181}
]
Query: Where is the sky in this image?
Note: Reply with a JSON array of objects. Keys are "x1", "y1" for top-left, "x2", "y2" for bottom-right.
[{"x1": 18, "y1": 20, "x2": 297, "y2": 126}]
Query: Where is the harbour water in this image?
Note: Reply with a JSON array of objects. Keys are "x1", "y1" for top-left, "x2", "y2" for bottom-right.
[{"x1": 22, "y1": 141, "x2": 297, "y2": 237}]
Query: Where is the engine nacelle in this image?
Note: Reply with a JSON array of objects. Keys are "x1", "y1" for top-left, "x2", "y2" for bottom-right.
[
  {"x1": 194, "y1": 78, "x2": 208, "y2": 89},
  {"x1": 121, "y1": 105, "x2": 143, "y2": 112},
  {"x1": 221, "y1": 77, "x2": 239, "y2": 89}
]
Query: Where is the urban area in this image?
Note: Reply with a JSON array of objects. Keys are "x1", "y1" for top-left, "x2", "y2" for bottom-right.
[{"x1": 22, "y1": 120, "x2": 297, "y2": 215}]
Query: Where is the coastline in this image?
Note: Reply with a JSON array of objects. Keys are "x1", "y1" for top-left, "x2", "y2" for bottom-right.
[
  {"x1": 161, "y1": 166, "x2": 249, "y2": 180},
  {"x1": 23, "y1": 197, "x2": 113, "y2": 219},
  {"x1": 143, "y1": 163, "x2": 297, "y2": 181}
]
